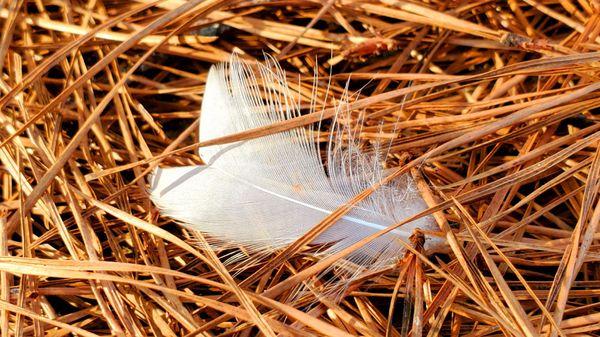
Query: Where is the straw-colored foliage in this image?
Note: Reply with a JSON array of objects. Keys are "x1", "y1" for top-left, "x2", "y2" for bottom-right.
[{"x1": 1, "y1": 1, "x2": 600, "y2": 336}]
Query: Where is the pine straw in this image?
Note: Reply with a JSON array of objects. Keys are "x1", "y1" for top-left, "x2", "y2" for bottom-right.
[{"x1": 1, "y1": 0, "x2": 600, "y2": 336}]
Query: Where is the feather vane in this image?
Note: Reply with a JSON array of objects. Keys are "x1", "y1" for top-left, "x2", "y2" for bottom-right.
[{"x1": 150, "y1": 56, "x2": 443, "y2": 283}]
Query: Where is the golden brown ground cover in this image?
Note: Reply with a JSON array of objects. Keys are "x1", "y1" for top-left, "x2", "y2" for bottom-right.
[{"x1": 1, "y1": 0, "x2": 600, "y2": 336}]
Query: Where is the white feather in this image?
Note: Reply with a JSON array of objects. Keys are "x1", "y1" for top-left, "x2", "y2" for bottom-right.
[{"x1": 150, "y1": 55, "x2": 443, "y2": 283}]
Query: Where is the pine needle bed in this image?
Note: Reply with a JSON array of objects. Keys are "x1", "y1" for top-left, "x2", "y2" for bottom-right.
[{"x1": 1, "y1": 1, "x2": 600, "y2": 336}]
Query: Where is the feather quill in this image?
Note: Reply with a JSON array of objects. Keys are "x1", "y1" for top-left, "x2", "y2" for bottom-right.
[{"x1": 150, "y1": 55, "x2": 443, "y2": 290}]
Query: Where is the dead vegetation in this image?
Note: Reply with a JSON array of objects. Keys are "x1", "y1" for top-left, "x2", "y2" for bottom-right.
[{"x1": 1, "y1": 0, "x2": 600, "y2": 336}]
